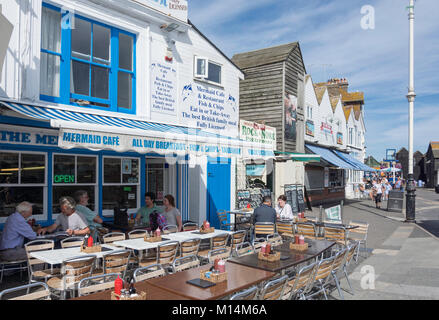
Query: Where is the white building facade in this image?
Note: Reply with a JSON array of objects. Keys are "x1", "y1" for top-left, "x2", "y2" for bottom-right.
[{"x1": 0, "y1": 0, "x2": 272, "y2": 227}]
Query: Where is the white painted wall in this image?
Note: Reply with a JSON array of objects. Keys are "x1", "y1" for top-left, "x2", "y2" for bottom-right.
[{"x1": 304, "y1": 76, "x2": 319, "y2": 143}]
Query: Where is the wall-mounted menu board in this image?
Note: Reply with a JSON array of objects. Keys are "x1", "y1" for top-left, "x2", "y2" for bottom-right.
[
  {"x1": 237, "y1": 190, "x2": 251, "y2": 209},
  {"x1": 284, "y1": 184, "x2": 299, "y2": 214}
]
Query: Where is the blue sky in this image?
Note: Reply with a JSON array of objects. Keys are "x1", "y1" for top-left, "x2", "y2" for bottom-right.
[{"x1": 188, "y1": 0, "x2": 439, "y2": 161}]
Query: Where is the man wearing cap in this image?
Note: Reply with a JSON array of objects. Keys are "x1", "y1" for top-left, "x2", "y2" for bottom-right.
[{"x1": 0, "y1": 201, "x2": 38, "y2": 261}]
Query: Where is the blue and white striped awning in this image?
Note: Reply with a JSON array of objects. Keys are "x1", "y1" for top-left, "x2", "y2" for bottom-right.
[
  {"x1": 334, "y1": 150, "x2": 376, "y2": 172},
  {"x1": 305, "y1": 144, "x2": 357, "y2": 170},
  {"x1": 1, "y1": 101, "x2": 275, "y2": 158}
]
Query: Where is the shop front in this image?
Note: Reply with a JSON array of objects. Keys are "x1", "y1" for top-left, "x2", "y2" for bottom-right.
[{"x1": 0, "y1": 102, "x2": 274, "y2": 228}]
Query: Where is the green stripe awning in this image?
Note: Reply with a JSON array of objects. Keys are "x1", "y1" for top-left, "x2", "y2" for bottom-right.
[{"x1": 274, "y1": 151, "x2": 321, "y2": 162}]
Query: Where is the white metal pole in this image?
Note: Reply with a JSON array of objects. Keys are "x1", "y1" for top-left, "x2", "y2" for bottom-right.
[
  {"x1": 406, "y1": 0, "x2": 416, "y2": 222},
  {"x1": 408, "y1": 0, "x2": 415, "y2": 176}
]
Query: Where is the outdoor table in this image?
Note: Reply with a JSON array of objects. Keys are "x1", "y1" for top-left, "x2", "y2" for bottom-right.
[
  {"x1": 28, "y1": 244, "x2": 121, "y2": 265},
  {"x1": 295, "y1": 221, "x2": 359, "y2": 237},
  {"x1": 72, "y1": 261, "x2": 275, "y2": 300},
  {"x1": 228, "y1": 209, "x2": 254, "y2": 231},
  {"x1": 228, "y1": 239, "x2": 335, "y2": 274}
]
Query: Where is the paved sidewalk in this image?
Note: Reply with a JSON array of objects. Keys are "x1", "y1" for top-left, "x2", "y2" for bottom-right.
[{"x1": 312, "y1": 198, "x2": 439, "y2": 300}]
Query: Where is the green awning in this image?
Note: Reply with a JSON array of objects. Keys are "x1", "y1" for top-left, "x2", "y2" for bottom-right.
[{"x1": 274, "y1": 151, "x2": 321, "y2": 162}]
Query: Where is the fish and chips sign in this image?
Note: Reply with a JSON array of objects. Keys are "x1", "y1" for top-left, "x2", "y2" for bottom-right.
[
  {"x1": 133, "y1": 0, "x2": 188, "y2": 22},
  {"x1": 240, "y1": 120, "x2": 276, "y2": 150}
]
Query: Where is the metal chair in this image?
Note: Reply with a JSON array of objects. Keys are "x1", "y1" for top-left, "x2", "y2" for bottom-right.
[
  {"x1": 102, "y1": 232, "x2": 126, "y2": 245},
  {"x1": 139, "y1": 241, "x2": 179, "y2": 268},
  {"x1": 171, "y1": 255, "x2": 200, "y2": 273},
  {"x1": 133, "y1": 264, "x2": 166, "y2": 282},
  {"x1": 0, "y1": 282, "x2": 51, "y2": 300},
  {"x1": 197, "y1": 233, "x2": 229, "y2": 263},
  {"x1": 228, "y1": 230, "x2": 246, "y2": 251},
  {"x1": 323, "y1": 226, "x2": 348, "y2": 247},
  {"x1": 276, "y1": 221, "x2": 295, "y2": 240},
  {"x1": 128, "y1": 229, "x2": 148, "y2": 239},
  {"x1": 207, "y1": 247, "x2": 231, "y2": 263},
  {"x1": 267, "y1": 233, "x2": 283, "y2": 247},
  {"x1": 78, "y1": 273, "x2": 119, "y2": 297},
  {"x1": 163, "y1": 224, "x2": 179, "y2": 234},
  {"x1": 46, "y1": 254, "x2": 97, "y2": 299},
  {"x1": 180, "y1": 238, "x2": 201, "y2": 257},
  {"x1": 340, "y1": 241, "x2": 360, "y2": 295},
  {"x1": 183, "y1": 222, "x2": 199, "y2": 231},
  {"x1": 233, "y1": 242, "x2": 255, "y2": 257},
  {"x1": 347, "y1": 221, "x2": 369, "y2": 261},
  {"x1": 93, "y1": 250, "x2": 131, "y2": 279},
  {"x1": 296, "y1": 223, "x2": 319, "y2": 240},
  {"x1": 0, "y1": 258, "x2": 28, "y2": 284},
  {"x1": 254, "y1": 222, "x2": 275, "y2": 239},
  {"x1": 304, "y1": 255, "x2": 336, "y2": 300},
  {"x1": 329, "y1": 247, "x2": 349, "y2": 300},
  {"x1": 60, "y1": 236, "x2": 84, "y2": 248},
  {"x1": 24, "y1": 239, "x2": 60, "y2": 284},
  {"x1": 217, "y1": 210, "x2": 234, "y2": 231},
  {"x1": 258, "y1": 275, "x2": 289, "y2": 300},
  {"x1": 230, "y1": 286, "x2": 259, "y2": 300},
  {"x1": 286, "y1": 261, "x2": 318, "y2": 300}
]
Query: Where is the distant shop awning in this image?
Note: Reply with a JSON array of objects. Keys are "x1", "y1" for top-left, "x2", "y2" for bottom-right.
[
  {"x1": 333, "y1": 150, "x2": 377, "y2": 172},
  {"x1": 305, "y1": 144, "x2": 357, "y2": 170},
  {"x1": 274, "y1": 151, "x2": 320, "y2": 162},
  {"x1": 0, "y1": 101, "x2": 274, "y2": 159}
]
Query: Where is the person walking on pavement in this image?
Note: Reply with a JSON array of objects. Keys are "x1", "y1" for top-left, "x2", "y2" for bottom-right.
[{"x1": 373, "y1": 179, "x2": 384, "y2": 209}]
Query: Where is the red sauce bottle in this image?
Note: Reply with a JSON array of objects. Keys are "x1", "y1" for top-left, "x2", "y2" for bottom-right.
[{"x1": 114, "y1": 275, "x2": 123, "y2": 299}]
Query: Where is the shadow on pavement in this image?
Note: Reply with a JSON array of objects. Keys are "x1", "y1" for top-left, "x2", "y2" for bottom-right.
[{"x1": 416, "y1": 220, "x2": 439, "y2": 238}]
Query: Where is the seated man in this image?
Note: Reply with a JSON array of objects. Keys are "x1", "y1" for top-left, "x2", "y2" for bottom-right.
[
  {"x1": 135, "y1": 192, "x2": 162, "y2": 228},
  {"x1": 74, "y1": 190, "x2": 103, "y2": 240},
  {"x1": 38, "y1": 197, "x2": 90, "y2": 236},
  {"x1": 253, "y1": 196, "x2": 277, "y2": 224},
  {"x1": 0, "y1": 202, "x2": 38, "y2": 261}
]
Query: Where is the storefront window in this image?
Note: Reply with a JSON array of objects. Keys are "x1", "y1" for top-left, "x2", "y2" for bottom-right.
[
  {"x1": 329, "y1": 169, "x2": 344, "y2": 187},
  {"x1": 0, "y1": 152, "x2": 46, "y2": 218},
  {"x1": 52, "y1": 154, "x2": 97, "y2": 214},
  {"x1": 103, "y1": 157, "x2": 139, "y2": 215}
]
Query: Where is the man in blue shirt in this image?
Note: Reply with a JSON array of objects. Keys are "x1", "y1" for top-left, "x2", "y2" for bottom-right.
[
  {"x1": 0, "y1": 202, "x2": 38, "y2": 261},
  {"x1": 253, "y1": 196, "x2": 277, "y2": 224}
]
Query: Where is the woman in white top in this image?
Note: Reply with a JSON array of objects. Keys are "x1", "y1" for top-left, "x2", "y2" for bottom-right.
[{"x1": 275, "y1": 195, "x2": 294, "y2": 220}]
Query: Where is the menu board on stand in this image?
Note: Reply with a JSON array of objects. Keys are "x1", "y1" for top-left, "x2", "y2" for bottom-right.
[
  {"x1": 284, "y1": 184, "x2": 299, "y2": 215},
  {"x1": 296, "y1": 185, "x2": 306, "y2": 213}
]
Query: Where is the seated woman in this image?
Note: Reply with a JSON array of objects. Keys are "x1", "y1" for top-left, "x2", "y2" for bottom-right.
[
  {"x1": 38, "y1": 197, "x2": 90, "y2": 236},
  {"x1": 162, "y1": 194, "x2": 182, "y2": 232},
  {"x1": 275, "y1": 195, "x2": 294, "y2": 220}
]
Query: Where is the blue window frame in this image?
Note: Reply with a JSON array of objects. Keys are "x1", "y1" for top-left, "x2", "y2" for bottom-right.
[{"x1": 40, "y1": 3, "x2": 136, "y2": 114}]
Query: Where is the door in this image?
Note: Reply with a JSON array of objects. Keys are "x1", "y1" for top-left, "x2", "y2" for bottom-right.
[{"x1": 207, "y1": 158, "x2": 231, "y2": 229}]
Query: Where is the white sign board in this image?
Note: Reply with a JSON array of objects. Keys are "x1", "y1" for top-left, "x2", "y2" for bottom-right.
[
  {"x1": 325, "y1": 205, "x2": 342, "y2": 222},
  {"x1": 180, "y1": 82, "x2": 239, "y2": 137},
  {"x1": 240, "y1": 120, "x2": 276, "y2": 150}
]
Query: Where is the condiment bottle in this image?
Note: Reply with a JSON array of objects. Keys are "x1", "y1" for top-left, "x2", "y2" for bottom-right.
[
  {"x1": 129, "y1": 278, "x2": 136, "y2": 295},
  {"x1": 114, "y1": 275, "x2": 123, "y2": 299},
  {"x1": 218, "y1": 260, "x2": 226, "y2": 273},
  {"x1": 247, "y1": 203, "x2": 251, "y2": 209},
  {"x1": 155, "y1": 228, "x2": 161, "y2": 237},
  {"x1": 87, "y1": 235, "x2": 93, "y2": 247},
  {"x1": 299, "y1": 235, "x2": 305, "y2": 245},
  {"x1": 205, "y1": 221, "x2": 210, "y2": 229},
  {"x1": 295, "y1": 235, "x2": 300, "y2": 244},
  {"x1": 261, "y1": 243, "x2": 266, "y2": 254},
  {"x1": 83, "y1": 235, "x2": 89, "y2": 248},
  {"x1": 266, "y1": 243, "x2": 271, "y2": 254},
  {"x1": 214, "y1": 258, "x2": 220, "y2": 271}
]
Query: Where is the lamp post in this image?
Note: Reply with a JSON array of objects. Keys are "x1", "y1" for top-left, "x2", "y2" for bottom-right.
[{"x1": 405, "y1": 0, "x2": 416, "y2": 222}]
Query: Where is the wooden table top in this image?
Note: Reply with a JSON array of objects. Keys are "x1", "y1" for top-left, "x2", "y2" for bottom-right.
[
  {"x1": 228, "y1": 239, "x2": 335, "y2": 273},
  {"x1": 72, "y1": 262, "x2": 275, "y2": 300}
]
